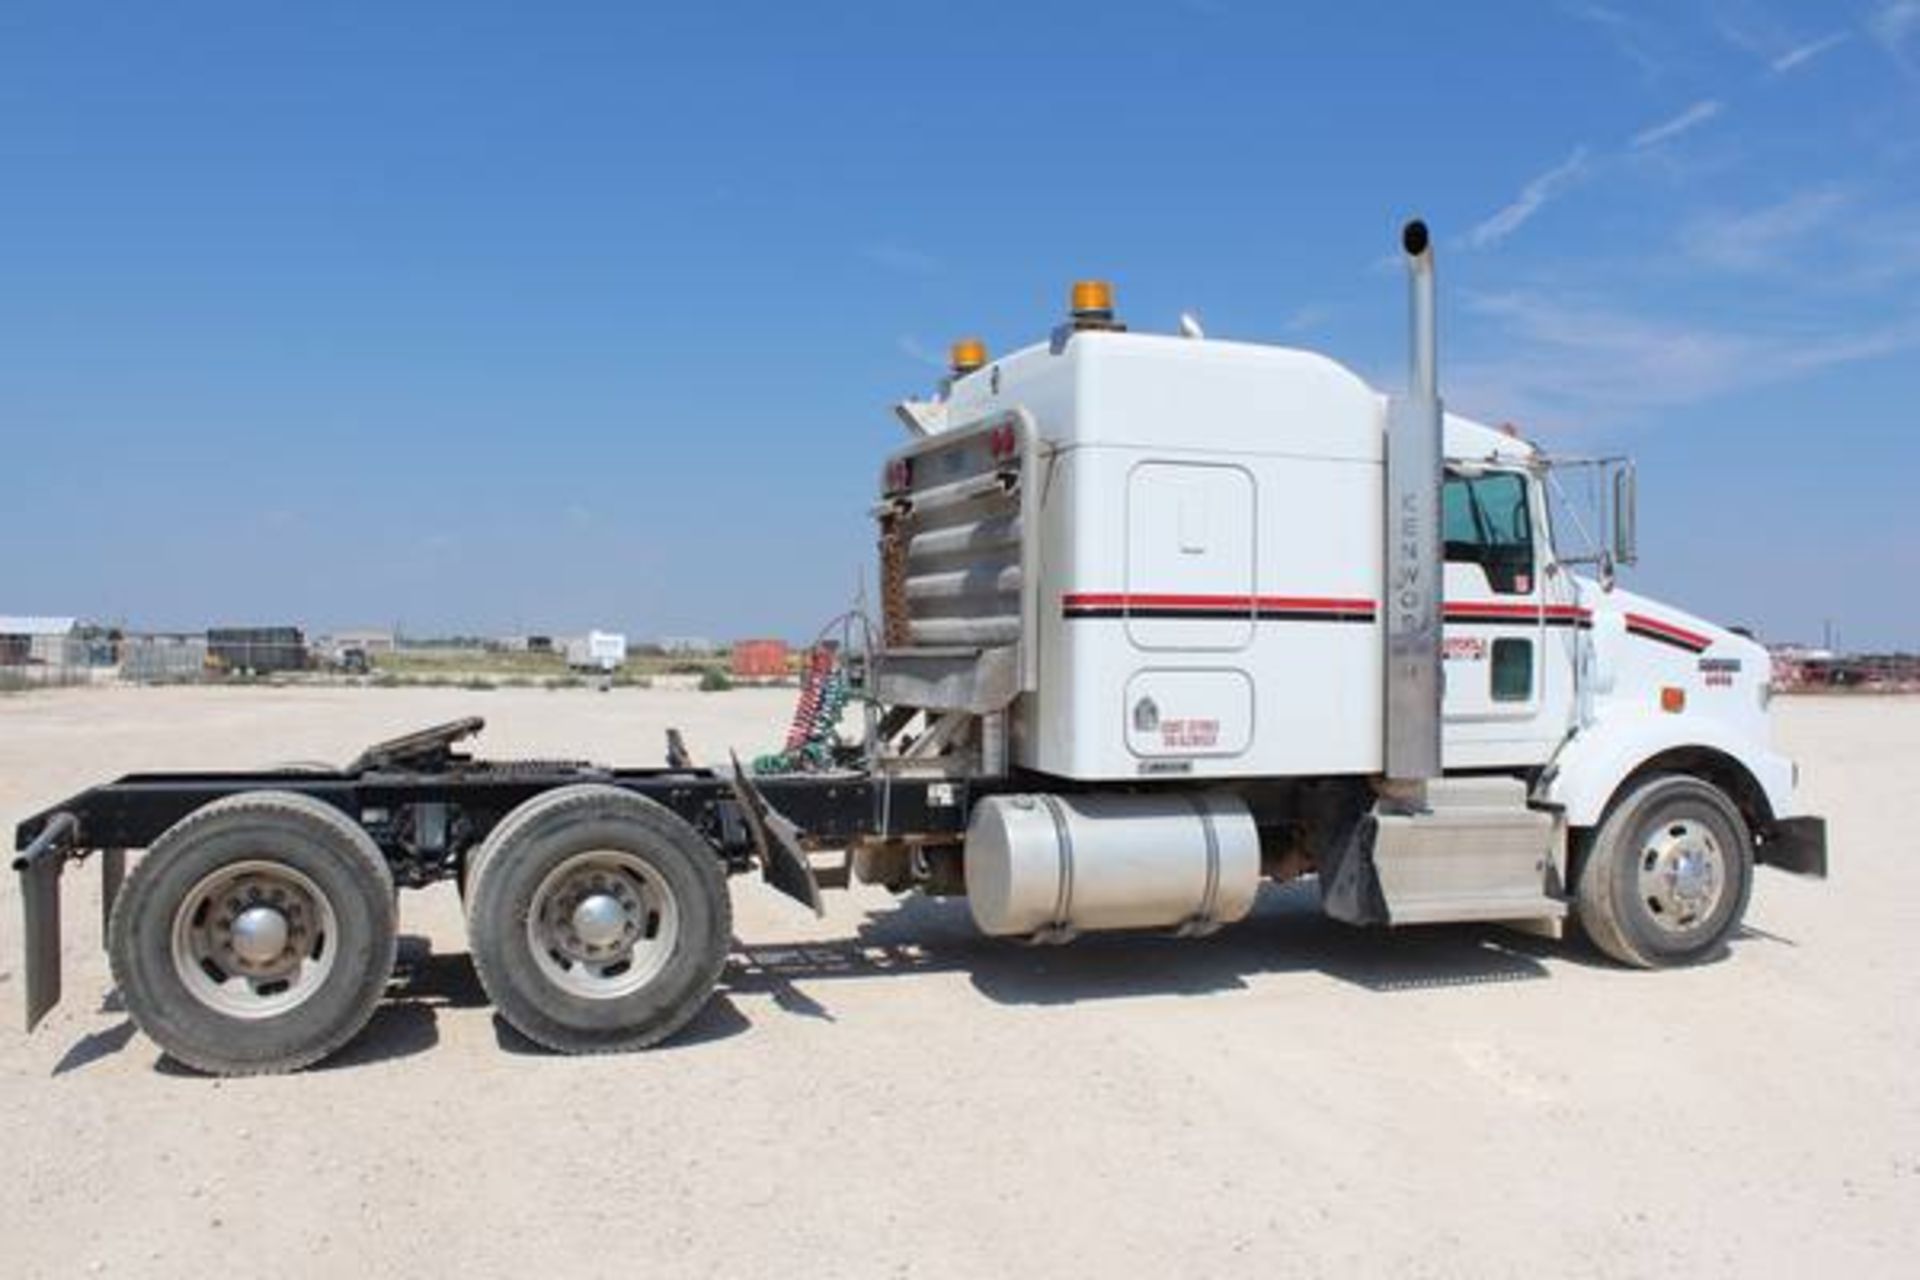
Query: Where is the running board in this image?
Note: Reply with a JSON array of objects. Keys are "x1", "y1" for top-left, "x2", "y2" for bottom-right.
[{"x1": 1321, "y1": 777, "x2": 1565, "y2": 929}]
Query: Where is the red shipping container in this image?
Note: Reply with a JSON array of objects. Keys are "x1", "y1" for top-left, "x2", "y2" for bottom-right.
[{"x1": 731, "y1": 639, "x2": 790, "y2": 679}]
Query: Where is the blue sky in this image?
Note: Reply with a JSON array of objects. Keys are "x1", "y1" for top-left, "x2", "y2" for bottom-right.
[{"x1": 2, "y1": 1, "x2": 1916, "y2": 648}]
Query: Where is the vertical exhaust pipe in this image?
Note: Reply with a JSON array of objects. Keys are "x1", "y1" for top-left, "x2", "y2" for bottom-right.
[
  {"x1": 1405, "y1": 220, "x2": 1437, "y2": 406},
  {"x1": 1384, "y1": 219, "x2": 1443, "y2": 783}
]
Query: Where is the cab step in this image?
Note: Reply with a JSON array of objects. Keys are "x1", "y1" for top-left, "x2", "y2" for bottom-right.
[{"x1": 1321, "y1": 776, "x2": 1566, "y2": 929}]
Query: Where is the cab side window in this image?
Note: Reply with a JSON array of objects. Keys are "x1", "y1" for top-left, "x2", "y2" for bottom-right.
[{"x1": 1443, "y1": 471, "x2": 1534, "y2": 595}]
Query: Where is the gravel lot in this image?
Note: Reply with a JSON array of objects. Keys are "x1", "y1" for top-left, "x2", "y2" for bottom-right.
[{"x1": 1, "y1": 687, "x2": 1914, "y2": 1278}]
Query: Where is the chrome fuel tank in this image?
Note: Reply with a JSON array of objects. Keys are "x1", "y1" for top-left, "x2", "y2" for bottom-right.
[{"x1": 964, "y1": 791, "x2": 1260, "y2": 940}]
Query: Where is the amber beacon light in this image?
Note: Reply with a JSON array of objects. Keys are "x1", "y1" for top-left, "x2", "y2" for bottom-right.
[
  {"x1": 949, "y1": 337, "x2": 988, "y2": 375},
  {"x1": 1069, "y1": 279, "x2": 1115, "y2": 328}
]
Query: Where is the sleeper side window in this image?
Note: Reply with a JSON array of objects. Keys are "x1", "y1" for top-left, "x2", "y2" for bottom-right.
[{"x1": 1443, "y1": 470, "x2": 1534, "y2": 595}]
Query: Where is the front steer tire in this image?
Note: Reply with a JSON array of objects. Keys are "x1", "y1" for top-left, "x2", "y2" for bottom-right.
[
  {"x1": 1575, "y1": 773, "x2": 1754, "y2": 969},
  {"x1": 108, "y1": 791, "x2": 398, "y2": 1076},
  {"x1": 464, "y1": 785, "x2": 731, "y2": 1055}
]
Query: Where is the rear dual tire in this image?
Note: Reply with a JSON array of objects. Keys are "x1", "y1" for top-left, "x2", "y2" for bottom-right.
[
  {"x1": 464, "y1": 785, "x2": 731, "y2": 1054},
  {"x1": 108, "y1": 792, "x2": 398, "y2": 1076}
]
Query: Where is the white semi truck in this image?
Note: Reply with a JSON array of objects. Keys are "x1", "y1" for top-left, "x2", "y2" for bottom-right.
[{"x1": 14, "y1": 222, "x2": 1825, "y2": 1074}]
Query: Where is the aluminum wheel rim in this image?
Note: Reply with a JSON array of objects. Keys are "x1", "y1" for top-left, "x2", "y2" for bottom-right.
[
  {"x1": 1637, "y1": 816, "x2": 1726, "y2": 934},
  {"x1": 526, "y1": 850, "x2": 681, "y2": 999},
  {"x1": 170, "y1": 860, "x2": 339, "y2": 1019}
]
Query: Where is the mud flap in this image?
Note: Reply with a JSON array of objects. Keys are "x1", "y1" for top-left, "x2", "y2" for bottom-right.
[
  {"x1": 19, "y1": 855, "x2": 62, "y2": 1031},
  {"x1": 726, "y1": 754, "x2": 823, "y2": 916},
  {"x1": 13, "y1": 812, "x2": 79, "y2": 1032},
  {"x1": 1759, "y1": 816, "x2": 1828, "y2": 878},
  {"x1": 1318, "y1": 811, "x2": 1390, "y2": 927}
]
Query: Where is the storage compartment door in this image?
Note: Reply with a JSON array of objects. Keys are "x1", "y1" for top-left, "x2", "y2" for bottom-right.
[{"x1": 1125, "y1": 462, "x2": 1256, "y2": 651}]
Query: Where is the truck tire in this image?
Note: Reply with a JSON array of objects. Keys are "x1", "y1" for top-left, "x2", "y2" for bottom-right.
[
  {"x1": 464, "y1": 784, "x2": 731, "y2": 1054},
  {"x1": 1574, "y1": 773, "x2": 1754, "y2": 968},
  {"x1": 107, "y1": 791, "x2": 398, "y2": 1075}
]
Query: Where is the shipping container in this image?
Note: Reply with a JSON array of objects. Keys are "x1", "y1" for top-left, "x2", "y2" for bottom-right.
[{"x1": 730, "y1": 638, "x2": 790, "y2": 679}]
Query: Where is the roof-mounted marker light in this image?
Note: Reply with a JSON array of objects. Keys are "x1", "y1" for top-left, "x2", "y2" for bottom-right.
[
  {"x1": 950, "y1": 338, "x2": 988, "y2": 376},
  {"x1": 1069, "y1": 280, "x2": 1117, "y2": 330}
]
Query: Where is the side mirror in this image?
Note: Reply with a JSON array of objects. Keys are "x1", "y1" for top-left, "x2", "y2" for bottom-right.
[{"x1": 1612, "y1": 464, "x2": 1638, "y2": 567}]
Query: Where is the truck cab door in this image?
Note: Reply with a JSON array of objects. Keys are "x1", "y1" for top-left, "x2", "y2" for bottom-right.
[{"x1": 1440, "y1": 468, "x2": 1559, "y2": 761}]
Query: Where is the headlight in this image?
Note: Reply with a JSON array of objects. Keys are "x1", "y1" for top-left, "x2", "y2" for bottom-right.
[{"x1": 1759, "y1": 681, "x2": 1774, "y2": 710}]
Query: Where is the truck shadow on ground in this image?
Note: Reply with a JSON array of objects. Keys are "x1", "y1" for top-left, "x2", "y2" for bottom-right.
[
  {"x1": 722, "y1": 883, "x2": 1776, "y2": 1024},
  {"x1": 131, "y1": 936, "x2": 479, "y2": 1075},
  {"x1": 56, "y1": 891, "x2": 1784, "y2": 1075},
  {"x1": 314, "y1": 937, "x2": 757, "y2": 1065},
  {"x1": 724, "y1": 884, "x2": 1547, "y2": 1020}
]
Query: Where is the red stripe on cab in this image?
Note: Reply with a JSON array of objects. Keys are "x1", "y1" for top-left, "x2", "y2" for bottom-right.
[{"x1": 1625, "y1": 612, "x2": 1712, "y2": 649}]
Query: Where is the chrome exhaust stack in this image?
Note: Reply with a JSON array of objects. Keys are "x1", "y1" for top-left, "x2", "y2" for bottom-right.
[
  {"x1": 1406, "y1": 220, "x2": 1438, "y2": 406},
  {"x1": 1384, "y1": 219, "x2": 1444, "y2": 783}
]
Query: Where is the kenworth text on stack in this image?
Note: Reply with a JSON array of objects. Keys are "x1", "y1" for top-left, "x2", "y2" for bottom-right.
[{"x1": 14, "y1": 221, "x2": 1826, "y2": 1074}]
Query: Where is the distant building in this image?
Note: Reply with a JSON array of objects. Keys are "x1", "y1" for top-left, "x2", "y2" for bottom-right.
[
  {"x1": 328, "y1": 629, "x2": 396, "y2": 656},
  {"x1": 659, "y1": 636, "x2": 715, "y2": 656},
  {"x1": 0, "y1": 616, "x2": 79, "y2": 667},
  {"x1": 731, "y1": 639, "x2": 790, "y2": 679},
  {"x1": 122, "y1": 634, "x2": 209, "y2": 682},
  {"x1": 501, "y1": 634, "x2": 556, "y2": 654},
  {"x1": 208, "y1": 626, "x2": 307, "y2": 674},
  {"x1": 1769, "y1": 644, "x2": 1827, "y2": 689}
]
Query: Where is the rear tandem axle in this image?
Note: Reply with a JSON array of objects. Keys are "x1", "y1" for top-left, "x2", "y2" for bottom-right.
[{"x1": 13, "y1": 718, "x2": 973, "y2": 1072}]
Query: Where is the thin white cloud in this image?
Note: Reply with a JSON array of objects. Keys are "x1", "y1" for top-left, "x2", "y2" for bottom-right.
[
  {"x1": 1681, "y1": 188, "x2": 1851, "y2": 271},
  {"x1": 1870, "y1": 1, "x2": 1920, "y2": 72},
  {"x1": 1843, "y1": 215, "x2": 1920, "y2": 288},
  {"x1": 1282, "y1": 304, "x2": 1330, "y2": 334},
  {"x1": 1630, "y1": 99, "x2": 1724, "y2": 150},
  {"x1": 895, "y1": 335, "x2": 946, "y2": 368},
  {"x1": 1562, "y1": 3, "x2": 1668, "y2": 78},
  {"x1": 1452, "y1": 290, "x2": 1920, "y2": 423},
  {"x1": 1771, "y1": 30, "x2": 1849, "y2": 72},
  {"x1": 1467, "y1": 148, "x2": 1592, "y2": 250}
]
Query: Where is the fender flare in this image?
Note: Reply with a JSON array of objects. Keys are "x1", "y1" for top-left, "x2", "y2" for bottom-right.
[{"x1": 1540, "y1": 710, "x2": 1797, "y2": 832}]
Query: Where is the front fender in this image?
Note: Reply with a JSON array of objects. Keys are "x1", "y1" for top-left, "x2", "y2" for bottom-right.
[{"x1": 1540, "y1": 708, "x2": 1799, "y2": 828}]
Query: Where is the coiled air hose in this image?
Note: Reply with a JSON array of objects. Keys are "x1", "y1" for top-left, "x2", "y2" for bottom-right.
[{"x1": 754, "y1": 645, "x2": 853, "y2": 774}]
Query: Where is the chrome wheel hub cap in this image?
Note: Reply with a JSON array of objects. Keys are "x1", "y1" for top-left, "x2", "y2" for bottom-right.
[
  {"x1": 1637, "y1": 817, "x2": 1726, "y2": 933},
  {"x1": 230, "y1": 905, "x2": 291, "y2": 966},
  {"x1": 571, "y1": 893, "x2": 628, "y2": 949},
  {"x1": 528, "y1": 852, "x2": 681, "y2": 999},
  {"x1": 171, "y1": 861, "x2": 337, "y2": 1018}
]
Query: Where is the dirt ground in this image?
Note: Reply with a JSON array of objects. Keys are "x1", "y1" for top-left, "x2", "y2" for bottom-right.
[{"x1": 0, "y1": 687, "x2": 1913, "y2": 1279}]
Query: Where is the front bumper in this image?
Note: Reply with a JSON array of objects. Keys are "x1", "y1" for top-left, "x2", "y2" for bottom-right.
[{"x1": 1758, "y1": 816, "x2": 1828, "y2": 878}]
